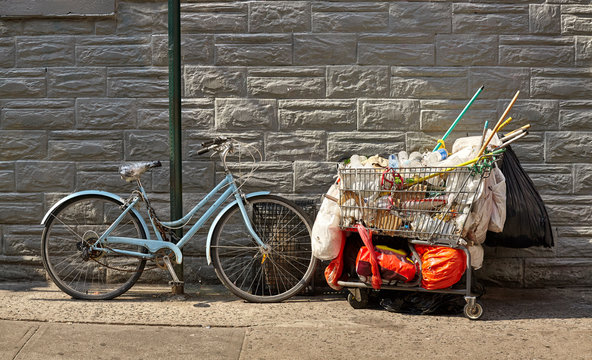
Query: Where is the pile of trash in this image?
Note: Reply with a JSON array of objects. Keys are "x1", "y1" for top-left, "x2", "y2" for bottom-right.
[{"x1": 311, "y1": 88, "x2": 554, "y2": 297}]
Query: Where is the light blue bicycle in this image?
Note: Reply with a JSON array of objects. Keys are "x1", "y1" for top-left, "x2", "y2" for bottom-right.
[{"x1": 41, "y1": 137, "x2": 318, "y2": 302}]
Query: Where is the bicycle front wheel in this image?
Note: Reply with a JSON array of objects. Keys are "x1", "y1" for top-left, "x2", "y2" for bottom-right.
[
  {"x1": 211, "y1": 195, "x2": 318, "y2": 303},
  {"x1": 41, "y1": 194, "x2": 147, "y2": 300}
]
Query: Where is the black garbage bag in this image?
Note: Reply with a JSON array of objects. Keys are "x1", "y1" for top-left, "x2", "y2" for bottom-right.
[
  {"x1": 485, "y1": 146, "x2": 554, "y2": 248},
  {"x1": 379, "y1": 292, "x2": 465, "y2": 316}
]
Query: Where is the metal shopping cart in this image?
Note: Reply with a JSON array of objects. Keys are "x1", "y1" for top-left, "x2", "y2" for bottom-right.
[{"x1": 337, "y1": 156, "x2": 499, "y2": 320}]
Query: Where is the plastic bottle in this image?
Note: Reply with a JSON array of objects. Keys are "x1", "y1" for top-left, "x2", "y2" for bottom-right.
[
  {"x1": 388, "y1": 154, "x2": 399, "y2": 169},
  {"x1": 424, "y1": 148, "x2": 449, "y2": 167}
]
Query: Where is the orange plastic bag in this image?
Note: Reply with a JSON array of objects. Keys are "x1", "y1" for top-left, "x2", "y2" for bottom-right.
[
  {"x1": 355, "y1": 224, "x2": 382, "y2": 290},
  {"x1": 356, "y1": 245, "x2": 416, "y2": 285},
  {"x1": 324, "y1": 231, "x2": 346, "y2": 290},
  {"x1": 415, "y1": 245, "x2": 467, "y2": 290}
]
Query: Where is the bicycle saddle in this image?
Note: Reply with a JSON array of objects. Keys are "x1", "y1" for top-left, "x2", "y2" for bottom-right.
[{"x1": 119, "y1": 161, "x2": 162, "y2": 182}]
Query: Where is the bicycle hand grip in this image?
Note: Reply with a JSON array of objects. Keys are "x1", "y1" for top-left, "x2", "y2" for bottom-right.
[{"x1": 197, "y1": 148, "x2": 210, "y2": 155}]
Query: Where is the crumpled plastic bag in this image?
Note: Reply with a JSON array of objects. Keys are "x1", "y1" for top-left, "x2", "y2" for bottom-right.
[
  {"x1": 311, "y1": 183, "x2": 343, "y2": 260},
  {"x1": 463, "y1": 166, "x2": 506, "y2": 245}
]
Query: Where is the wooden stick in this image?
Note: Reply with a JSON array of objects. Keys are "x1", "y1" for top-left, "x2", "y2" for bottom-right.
[{"x1": 477, "y1": 90, "x2": 520, "y2": 156}]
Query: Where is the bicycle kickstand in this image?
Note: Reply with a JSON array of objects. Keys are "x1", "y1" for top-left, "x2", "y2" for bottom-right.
[{"x1": 162, "y1": 255, "x2": 184, "y2": 290}]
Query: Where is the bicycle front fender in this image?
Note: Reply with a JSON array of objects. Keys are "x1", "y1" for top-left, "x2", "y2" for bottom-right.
[
  {"x1": 40, "y1": 190, "x2": 151, "y2": 240},
  {"x1": 205, "y1": 191, "x2": 270, "y2": 265}
]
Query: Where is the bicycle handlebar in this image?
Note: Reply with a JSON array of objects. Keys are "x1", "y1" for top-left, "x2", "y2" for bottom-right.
[{"x1": 198, "y1": 137, "x2": 230, "y2": 155}]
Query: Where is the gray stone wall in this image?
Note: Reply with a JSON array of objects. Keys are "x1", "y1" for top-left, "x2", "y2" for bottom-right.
[{"x1": 0, "y1": 0, "x2": 591, "y2": 287}]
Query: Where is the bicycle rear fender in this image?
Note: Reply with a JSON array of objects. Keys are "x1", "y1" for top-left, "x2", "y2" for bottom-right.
[
  {"x1": 40, "y1": 190, "x2": 152, "y2": 240},
  {"x1": 205, "y1": 191, "x2": 270, "y2": 265}
]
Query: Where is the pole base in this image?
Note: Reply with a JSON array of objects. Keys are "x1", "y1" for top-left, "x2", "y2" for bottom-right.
[{"x1": 169, "y1": 281, "x2": 184, "y2": 295}]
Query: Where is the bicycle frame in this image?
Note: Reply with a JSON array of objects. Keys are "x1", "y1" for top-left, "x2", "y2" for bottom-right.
[{"x1": 92, "y1": 172, "x2": 267, "y2": 264}]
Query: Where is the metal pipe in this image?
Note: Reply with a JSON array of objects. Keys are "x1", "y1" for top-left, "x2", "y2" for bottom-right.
[{"x1": 168, "y1": 0, "x2": 183, "y2": 293}]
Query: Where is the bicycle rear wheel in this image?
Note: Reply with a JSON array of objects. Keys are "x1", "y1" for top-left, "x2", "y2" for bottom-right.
[
  {"x1": 211, "y1": 195, "x2": 318, "y2": 303},
  {"x1": 41, "y1": 194, "x2": 147, "y2": 300}
]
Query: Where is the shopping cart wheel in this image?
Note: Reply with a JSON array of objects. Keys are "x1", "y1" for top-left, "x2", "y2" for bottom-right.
[
  {"x1": 347, "y1": 288, "x2": 369, "y2": 309},
  {"x1": 463, "y1": 302, "x2": 483, "y2": 320}
]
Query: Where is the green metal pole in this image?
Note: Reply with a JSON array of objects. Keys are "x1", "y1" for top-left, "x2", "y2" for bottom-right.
[{"x1": 168, "y1": 0, "x2": 183, "y2": 294}]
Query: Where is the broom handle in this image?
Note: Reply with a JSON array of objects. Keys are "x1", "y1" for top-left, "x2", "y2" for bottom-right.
[{"x1": 477, "y1": 90, "x2": 520, "y2": 157}]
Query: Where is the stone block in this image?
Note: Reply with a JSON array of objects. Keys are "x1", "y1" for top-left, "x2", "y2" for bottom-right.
[
  {"x1": 0, "y1": 38, "x2": 14, "y2": 67},
  {"x1": 215, "y1": 99, "x2": 277, "y2": 131},
  {"x1": 222, "y1": 162, "x2": 293, "y2": 193},
  {"x1": 391, "y1": 67, "x2": 468, "y2": 99},
  {"x1": 420, "y1": 99, "x2": 496, "y2": 133},
  {"x1": 294, "y1": 161, "x2": 338, "y2": 194},
  {"x1": 77, "y1": 166, "x2": 140, "y2": 193},
  {"x1": 95, "y1": 18, "x2": 116, "y2": 35},
  {"x1": 136, "y1": 98, "x2": 214, "y2": 131},
  {"x1": 521, "y1": 164, "x2": 573, "y2": 195},
  {"x1": 453, "y1": 4, "x2": 529, "y2": 34},
  {"x1": 498, "y1": 99, "x2": 559, "y2": 131},
  {"x1": 125, "y1": 131, "x2": 169, "y2": 161},
  {"x1": 358, "y1": 99, "x2": 420, "y2": 131},
  {"x1": 278, "y1": 99, "x2": 356, "y2": 131},
  {"x1": 20, "y1": 19, "x2": 94, "y2": 35},
  {"x1": 524, "y1": 258, "x2": 592, "y2": 287},
  {"x1": 293, "y1": 34, "x2": 356, "y2": 66},
  {"x1": 76, "y1": 36, "x2": 151, "y2": 66},
  {"x1": 559, "y1": 101, "x2": 592, "y2": 130},
  {"x1": 499, "y1": 36, "x2": 574, "y2": 67},
  {"x1": 250, "y1": 2, "x2": 310, "y2": 33},
  {"x1": 476, "y1": 258, "x2": 523, "y2": 287},
  {"x1": 247, "y1": 67, "x2": 325, "y2": 99},
  {"x1": 215, "y1": 34, "x2": 292, "y2": 66},
  {"x1": 0, "y1": 162, "x2": 14, "y2": 192},
  {"x1": 265, "y1": 131, "x2": 326, "y2": 162},
  {"x1": 327, "y1": 66, "x2": 389, "y2": 98},
  {"x1": 544, "y1": 195, "x2": 592, "y2": 225},
  {"x1": 107, "y1": 68, "x2": 168, "y2": 98},
  {"x1": 313, "y1": 3, "x2": 389, "y2": 33},
  {"x1": 3, "y1": 226, "x2": 44, "y2": 256},
  {"x1": 116, "y1": 1, "x2": 167, "y2": 34},
  {"x1": 152, "y1": 161, "x2": 215, "y2": 193},
  {"x1": 0, "y1": 69, "x2": 45, "y2": 98},
  {"x1": 358, "y1": 34, "x2": 434, "y2": 66},
  {"x1": 405, "y1": 132, "x2": 438, "y2": 153},
  {"x1": 2, "y1": 100, "x2": 74, "y2": 130},
  {"x1": 0, "y1": 194, "x2": 43, "y2": 224},
  {"x1": 546, "y1": 132, "x2": 592, "y2": 163},
  {"x1": 436, "y1": 35, "x2": 497, "y2": 66},
  {"x1": 16, "y1": 36, "x2": 74, "y2": 67},
  {"x1": 469, "y1": 67, "x2": 530, "y2": 99},
  {"x1": 152, "y1": 34, "x2": 214, "y2": 66},
  {"x1": 184, "y1": 131, "x2": 262, "y2": 161},
  {"x1": 390, "y1": 2, "x2": 451, "y2": 34},
  {"x1": 576, "y1": 37, "x2": 592, "y2": 66},
  {"x1": 16, "y1": 162, "x2": 75, "y2": 192},
  {"x1": 0, "y1": 262, "x2": 45, "y2": 282},
  {"x1": 47, "y1": 67, "x2": 106, "y2": 97},
  {"x1": 181, "y1": 3, "x2": 247, "y2": 33},
  {"x1": 508, "y1": 132, "x2": 544, "y2": 163},
  {"x1": 529, "y1": 4, "x2": 561, "y2": 34},
  {"x1": 562, "y1": 5, "x2": 592, "y2": 35},
  {"x1": 184, "y1": 66, "x2": 247, "y2": 97},
  {"x1": 532, "y1": 68, "x2": 592, "y2": 100},
  {"x1": 555, "y1": 227, "x2": 592, "y2": 258},
  {"x1": 327, "y1": 132, "x2": 406, "y2": 161},
  {"x1": 0, "y1": 131, "x2": 47, "y2": 160},
  {"x1": 574, "y1": 165, "x2": 592, "y2": 194},
  {"x1": 48, "y1": 139, "x2": 122, "y2": 161},
  {"x1": 76, "y1": 98, "x2": 137, "y2": 129}
]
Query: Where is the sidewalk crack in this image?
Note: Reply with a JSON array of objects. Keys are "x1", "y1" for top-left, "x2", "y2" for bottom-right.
[{"x1": 12, "y1": 325, "x2": 41, "y2": 360}]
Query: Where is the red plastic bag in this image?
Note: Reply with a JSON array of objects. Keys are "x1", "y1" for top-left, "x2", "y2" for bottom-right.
[
  {"x1": 324, "y1": 232, "x2": 346, "y2": 290},
  {"x1": 415, "y1": 245, "x2": 467, "y2": 290},
  {"x1": 355, "y1": 224, "x2": 382, "y2": 289},
  {"x1": 356, "y1": 245, "x2": 416, "y2": 285}
]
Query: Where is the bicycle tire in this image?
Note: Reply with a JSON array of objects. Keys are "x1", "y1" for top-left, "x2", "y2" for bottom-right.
[
  {"x1": 211, "y1": 195, "x2": 318, "y2": 303},
  {"x1": 41, "y1": 194, "x2": 147, "y2": 300}
]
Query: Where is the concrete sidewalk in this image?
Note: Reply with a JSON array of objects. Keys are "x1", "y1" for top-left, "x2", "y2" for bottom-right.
[{"x1": 0, "y1": 282, "x2": 591, "y2": 359}]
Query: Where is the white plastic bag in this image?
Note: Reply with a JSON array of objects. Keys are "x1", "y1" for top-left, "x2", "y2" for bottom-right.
[
  {"x1": 467, "y1": 244, "x2": 484, "y2": 270},
  {"x1": 311, "y1": 183, "x2": 344, "y2": 260},
  {"x1": 463, "y1": 166, "x2": 506, "y2": 244}
]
